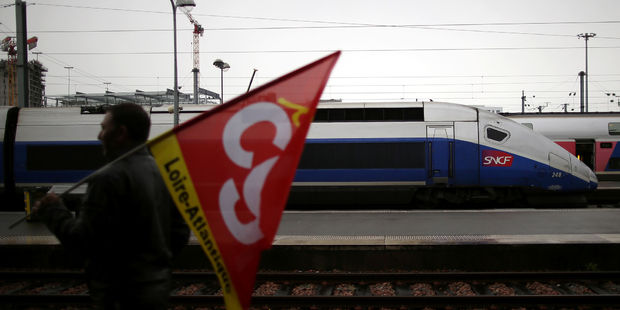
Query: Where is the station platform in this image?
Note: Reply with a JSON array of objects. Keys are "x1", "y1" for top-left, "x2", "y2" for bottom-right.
[
  {"x1": 597, "y1": 181, "x2": 620, "y2": 189},
  {"x1": 3, "y1": 209, "x2": 620, "y2": 271},
  {"x1": 274, "y1": 209, "x2": 620, "y2": 245},
  {"x1": 3, "y1": 209, "x2": 620, "y2": 246}
]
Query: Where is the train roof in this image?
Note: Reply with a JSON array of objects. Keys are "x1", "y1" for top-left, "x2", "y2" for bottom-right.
[
  {"x1": 8, "y1": 101, "x2": 482, "y2": 126},
  {"x1": 149, "y1": 101, "x2": 429, "y2": 112},
  {"x1": 502, "y1": 111, "x2": 620, "y2": 118},
  {"x1": 502, "y1": 111, "x2": 620, "y2": 140},
  {"x1": 317, "y1": 101, "x2": 425, "y2": 109}
]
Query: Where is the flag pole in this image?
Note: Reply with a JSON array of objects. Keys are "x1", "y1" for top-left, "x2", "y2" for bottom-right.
[{"x1": 8, "y1": 141, "x2": 149, "y2": 229}]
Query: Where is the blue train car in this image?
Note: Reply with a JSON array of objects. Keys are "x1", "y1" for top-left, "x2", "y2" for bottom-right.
[
  {"x1": 294, "y1": 102, "x2": 596, "y2": 191},
  {"x1": 0, "y1": 102, "x2": 598, "y2": 210}
]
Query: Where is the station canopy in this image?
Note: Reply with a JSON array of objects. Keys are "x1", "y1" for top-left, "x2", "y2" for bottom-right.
[{"x1": 47, "y1": 88, "x2": 220, "y2": 107}]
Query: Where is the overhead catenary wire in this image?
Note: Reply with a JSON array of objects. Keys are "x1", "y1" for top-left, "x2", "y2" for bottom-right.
[
  {"x1": 26, "y1": 3, "x2": 620, "y2": 27},
  {"x1": 21, "y1": 26, "x2": 620, "y2": 41},
  {"x1": 18, "y1": 26, "x2": 620, "y2": 41},
  {"x1": 20, "y1": 3, "x2": 620, "y2": 40},
  {"x1": 28, "y1": 46, "x2": 620, "y2": 56},
  {"x1": 43, "y1": 78, "x2": 620, "y2": 87},
  {"x1": 4, "y1": 2, "x2": 619, "y2": 112},
  {"x1": 42, "y1": 73, "x2": 620, "y2": 79},
  {"x1": 36, "y1": 52, "x2": 138, "y2": 93}
]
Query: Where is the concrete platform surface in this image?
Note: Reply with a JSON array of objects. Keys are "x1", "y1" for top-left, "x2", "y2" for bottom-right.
[{"x1": 3, "y1": 209, "x2": 620, "y2": 246}]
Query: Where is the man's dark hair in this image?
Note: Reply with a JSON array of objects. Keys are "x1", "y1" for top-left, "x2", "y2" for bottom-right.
[{"x1": 107, "y1": 103, "x2": 151, "y2": 143}]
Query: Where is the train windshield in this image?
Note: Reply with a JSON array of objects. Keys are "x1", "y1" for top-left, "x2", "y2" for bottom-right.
[{"x1": 486, "y1": 127, "x2": 509, "y2": 143}]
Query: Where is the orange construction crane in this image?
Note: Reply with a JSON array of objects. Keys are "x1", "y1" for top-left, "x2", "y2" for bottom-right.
[
  {"x1": 2, "y1": 37, "x2": 17, "y2": 106},
  {"x1": 2, "y1": 36, "x2": 37, "y2": 106}
]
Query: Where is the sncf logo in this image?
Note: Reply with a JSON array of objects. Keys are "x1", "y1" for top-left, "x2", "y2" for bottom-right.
[{"x1": 482, "y1": 150, "x2": 514, "y2": 167}]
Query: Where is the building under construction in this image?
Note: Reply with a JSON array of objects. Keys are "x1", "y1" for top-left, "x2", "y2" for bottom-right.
[{"x1": 0, "y1": 59, "x2": 47, "y2": 107}]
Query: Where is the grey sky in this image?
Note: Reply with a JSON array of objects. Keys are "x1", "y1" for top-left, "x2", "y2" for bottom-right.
[{"x1": 1, "y1": 0, "x2": 620, "y2": 112}]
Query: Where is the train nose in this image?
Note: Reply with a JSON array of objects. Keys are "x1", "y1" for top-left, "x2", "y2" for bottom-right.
[{"x1": 589, "y1": 170, "x2": 598, "y2": 189}]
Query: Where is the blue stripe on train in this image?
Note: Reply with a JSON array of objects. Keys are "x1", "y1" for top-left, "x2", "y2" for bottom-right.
[
  {"x1": 305, "y1": 137, "x2": 426, "y2": 143},
  {"x1": 295, "y1": 137, "x2": 427, "y2": 183},
  {"x1": 295, "y1": 168, "x2": 427, "y2": 183},
  {"x1": 13, "y1": 141, "x2": 100, "y2": 184},
  {"x1": 479, "y1": 145, "x2": 593, "y2": 191},
  {"x1": 294, "y1": 139, "x2": 591, "y2": 190},
  {"x1": 10, "y1": 138, "x2": 593, "y2": 191}
]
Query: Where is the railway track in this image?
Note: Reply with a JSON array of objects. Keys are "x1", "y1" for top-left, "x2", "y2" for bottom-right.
[
  {"x1": 286, "y1": 186, "x2": 620, "y2": 210},
  {"x1": 1, "y1": 270, "x2": 620, "y2": 309}
]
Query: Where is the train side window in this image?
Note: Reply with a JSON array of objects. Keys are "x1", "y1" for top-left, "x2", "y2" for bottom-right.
[
  {"x1": 313, "y1": 109, "x2": 328, "y2": 122},
  {"x1": 27, "y1": 144, "x2": 105, "y2": 170},
  {"x1": 485, "y1": 126, "x2": 509, "y2": 143},
  {"x1": 329, "y1": 109, "x2": 346, "y2": 121},
  {"x1": 298, "y1": 142, "x2": 426, "y2": 169},
  {"x1": 365, "y1": 109, "x2": 383, "y2": 121},
  {"x1": 384, "y1": 108, "x2": 403, "y2": 120},
  {"x1": 608, "y1": 122, "x2": 620, "y2": 135},
  {"x1": 312, "y1": 107, "x2": 423, "y2": 122},
  {"x1": 345, "y1": 108, "x2": 364, "y2": 121},
  {"x1": 403, "y1": 108, "x2": 424, "y2": 121}
]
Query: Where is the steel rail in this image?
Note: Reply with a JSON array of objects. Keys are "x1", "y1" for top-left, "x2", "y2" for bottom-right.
[
  {"x1": 2, "y1": 270, "x2": 620, "y2": 308},
  {"x1": 2, "y1": 294, "x2": 619, "y2": 307}
]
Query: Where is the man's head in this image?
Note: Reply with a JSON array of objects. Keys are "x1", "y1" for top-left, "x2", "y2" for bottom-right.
[{"x1": 98, "y1": 103, "x2": 150, "y2": 156}]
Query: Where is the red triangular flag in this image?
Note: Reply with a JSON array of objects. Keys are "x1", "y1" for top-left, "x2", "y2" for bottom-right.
[{"x1": 148, "y1": 51, "x2": 340, "y2": 309}]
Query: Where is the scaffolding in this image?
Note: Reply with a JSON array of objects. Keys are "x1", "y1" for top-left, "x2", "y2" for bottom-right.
[
  {"x1": 0, "y1": 59, "x2": 47, "y2": 107},
  {"x1": 1, "y1": 37, "x2": 17, "y2": 106}
]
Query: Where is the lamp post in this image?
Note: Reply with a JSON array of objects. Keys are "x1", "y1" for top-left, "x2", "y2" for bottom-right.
[
  {"x1": 578, "y1": 33, "x2": 596, "y2": 113},
  {"x1": 170, "y1": 0, "x2": 196, "y2": 126},
  {"x1": 213, "y1": 59, "x2": 230, "y2": 104},
  {"x1": 64, "y1": 66, "x2": 73, "y2": 103}
]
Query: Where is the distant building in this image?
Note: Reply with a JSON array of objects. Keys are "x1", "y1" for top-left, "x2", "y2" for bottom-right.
[
  {"x1": 0, "y1": 59, "x2": 47, "y2": 107},
  {"x1": 46, "y1": 88, "x2": 221, "y2": 107}
]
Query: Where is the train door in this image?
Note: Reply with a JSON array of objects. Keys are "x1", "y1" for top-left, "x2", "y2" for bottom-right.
[
  {"x1": 452, "y1": 122, "x2": 479, "y2": 186},
  {"x1": 427, "y1": 125, "x2": 454, "y2": 185},
  {"x1": 575, "y1": 139, "x2": 595, "y2": 170}
]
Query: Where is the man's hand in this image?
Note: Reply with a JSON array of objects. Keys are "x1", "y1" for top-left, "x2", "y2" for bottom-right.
[{"x1": 32, "y1": 193, "x2": 61, "y2": 216}]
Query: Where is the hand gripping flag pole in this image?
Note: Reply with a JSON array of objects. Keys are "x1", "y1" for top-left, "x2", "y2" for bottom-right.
[
  {"x1": 148, "y1": 51, "x2": 340, "y2": 309},
  {"x1": 8, "y1": 142, "x2": 149, "y2": 229}
]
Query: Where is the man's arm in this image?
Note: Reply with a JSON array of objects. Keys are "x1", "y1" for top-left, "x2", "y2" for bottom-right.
[{"x1": 35, "y1": 175, "x2": 112, "y2": 251}]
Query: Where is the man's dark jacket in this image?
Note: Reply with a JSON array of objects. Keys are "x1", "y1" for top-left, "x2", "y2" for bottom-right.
[{"x1": 40, "y1": 147, "x2": 190, "y2": 286}]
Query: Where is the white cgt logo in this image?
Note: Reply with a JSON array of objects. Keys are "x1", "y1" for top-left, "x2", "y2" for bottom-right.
[{"x1": 218, "y1": 102, "x2": 292, "y2": 245}]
